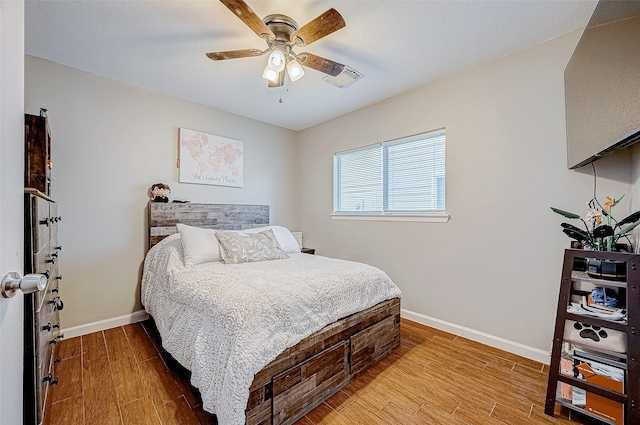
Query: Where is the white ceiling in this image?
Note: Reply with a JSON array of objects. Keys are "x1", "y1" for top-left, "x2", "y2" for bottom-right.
[{"x1": 25, "y1": 0, "x2": 598, "y2": 131}]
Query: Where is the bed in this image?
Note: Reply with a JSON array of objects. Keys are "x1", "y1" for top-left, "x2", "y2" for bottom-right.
[{"x1": 142, "y1": 202, "x2": 402, "y2": 425}]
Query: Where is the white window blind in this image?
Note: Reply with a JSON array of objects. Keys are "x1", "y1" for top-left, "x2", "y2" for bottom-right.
[
  {"x1": 334, "y1": 129, "x2": 445, "y2": 215},
  {"x1": 334, "y1": 144, "x2": 382, "y2": 212}
]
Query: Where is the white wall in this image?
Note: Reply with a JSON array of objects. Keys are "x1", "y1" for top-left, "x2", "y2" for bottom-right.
[
  {"x1": 296, "y1": 29, "x2": 634, "y2": 355},
  {"x1": 24, "y1": 56, "x2": 298, "y2": 329}
]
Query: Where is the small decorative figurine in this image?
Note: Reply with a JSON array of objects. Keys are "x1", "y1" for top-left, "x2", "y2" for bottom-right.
[{"x1": 150, "y1": 183, "x2": 171, "y2": 203}]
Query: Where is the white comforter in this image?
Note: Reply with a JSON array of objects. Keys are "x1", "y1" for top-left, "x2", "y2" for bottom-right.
[{"x1": 141, "y1": 235, "x2": 401, "y2": 425}]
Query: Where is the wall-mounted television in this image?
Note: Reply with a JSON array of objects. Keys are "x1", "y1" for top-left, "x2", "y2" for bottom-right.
[{"x1": 565, "y1": 0, "x2": 640, "y2": 169}]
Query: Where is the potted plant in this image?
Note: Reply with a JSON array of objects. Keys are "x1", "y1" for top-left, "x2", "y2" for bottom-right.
[{"x1": 551, "y1": 196, "x2": 640, "y2": 279}]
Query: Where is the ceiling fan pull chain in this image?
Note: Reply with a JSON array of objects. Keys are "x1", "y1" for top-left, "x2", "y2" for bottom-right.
[{"x1": 279, "y1": 78, "x2": 289, "y2": 103}]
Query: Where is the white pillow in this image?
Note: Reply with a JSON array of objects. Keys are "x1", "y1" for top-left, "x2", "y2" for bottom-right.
[
  {"x1": 176, "y1": 223, "x2": 222, "y2": 266},
  {"x1": 243, "y1": 226, "x2": 301, "y2": 253}
]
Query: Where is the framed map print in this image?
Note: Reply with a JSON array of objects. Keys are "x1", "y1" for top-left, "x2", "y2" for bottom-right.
[{"x1": 178, "y1": 128, "x2": 244, "y2": 187}]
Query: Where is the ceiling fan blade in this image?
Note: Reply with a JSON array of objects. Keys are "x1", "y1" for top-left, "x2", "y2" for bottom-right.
[
  {"x1": 290, "y1": 8, "x2": 345, "y2": 46},
  {"x1": 299, "y1": 52, "x2": 345, "y2": 77},
  {"x1": 268, "y1": 71, "x2": 285, "y2": 88},
  {"x1": 220, "y1": 0, "x2": 275, "y2": 41},
  {"x1": 206, "y1": 49, "x2": 262, "y2": 60}
]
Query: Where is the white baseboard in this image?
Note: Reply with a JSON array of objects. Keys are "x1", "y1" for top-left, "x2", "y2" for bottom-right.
[
  {"x1": 61, "y1": 310, "x2": 149, "y2": 339},
  {"x1": 61, "y1": 308, "x2": 549, "y2": 364},
  {"x1": 401, "y1": 308, "x2": 551, "y2": 365}
]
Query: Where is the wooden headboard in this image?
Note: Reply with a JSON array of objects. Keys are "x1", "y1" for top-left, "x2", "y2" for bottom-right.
[{"x1": 148, "y1": 202, "x2": 269, "y2": 248}]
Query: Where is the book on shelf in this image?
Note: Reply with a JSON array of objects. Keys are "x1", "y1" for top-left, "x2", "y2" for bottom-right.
[
  {"x1": 573, "y1": 351, "x2": 625, "y2": 425},
  {"x1": 573, "y1": 347, "x2": 626, "y2": 369},
  {"x1": 558, "y1": 344, "x2": 626, "y2": 424},
  {"x1": 562, "y1": 342, "x2": 626, "y2": 365},
  {"x1": 575, "y1": 361, "x2": 624, "y2": 425},
  {"x1": 573, "y1": 355, "x2": 625, "y2": 385},
  {"x1": 559, "y1": 357, "x2": 579, "y2": 404}
]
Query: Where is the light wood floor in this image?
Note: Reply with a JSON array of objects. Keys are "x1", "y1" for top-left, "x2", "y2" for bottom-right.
[{"x1": 45, "y1": 318, "x2": 600, "y2": 425}]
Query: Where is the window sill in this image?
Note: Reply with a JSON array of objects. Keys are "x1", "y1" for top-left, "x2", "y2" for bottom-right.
[{"x1": 330, "y1": 213, "x2": 450, "y2": 223}]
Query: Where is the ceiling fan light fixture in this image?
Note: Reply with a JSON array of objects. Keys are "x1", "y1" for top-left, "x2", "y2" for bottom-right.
[
  {"x1": 286, "y1": 59, "x2": 305, "y2": 81},
  {"x1": 211, "y1": 1, "x2": 349, "y2": 88},
  {"x1": 262, "y1": 65, "x2": 279, "y2": 83},
  {"x1": 267, "y1": 49, "x2": 286, "y2": 72}
]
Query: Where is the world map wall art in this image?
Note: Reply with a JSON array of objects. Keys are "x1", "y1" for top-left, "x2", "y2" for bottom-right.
[{"x1": 178, "y1": 128, "x2": 244, "y2": 188}]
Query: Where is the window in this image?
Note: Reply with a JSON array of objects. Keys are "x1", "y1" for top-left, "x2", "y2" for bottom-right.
[{"x1": 333, "y1": 129, "x2": 447, "y2": 222}]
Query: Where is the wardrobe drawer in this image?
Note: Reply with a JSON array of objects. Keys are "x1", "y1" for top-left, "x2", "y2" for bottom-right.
[
  {"x1": 35, "y1": 304, "x2": 55, "y2": 382},
  {"x1": 48, "y1": 264, "x2": 62, "y2": 303},
  {"x1": 33, "y1": 197, "x2": 50, "y2": 253},
  {"x1": 37, "y1": 349, "x2": 57, "y2": 425},
  {"x1": 49, "y1": 203, "x2": 60, "y2": 250},
  {"x1": 273, "y1": 341, "x2": 348, "y2": 425},
  {"x1": 33, "y1": 247, "x2": 54, "y2": 312},
  {"x1": 50, "y1": 230, "x2": 60, "y2": 256},
  {"x1": 37, "y1": 334, "x2": 53, "y2": 383}
]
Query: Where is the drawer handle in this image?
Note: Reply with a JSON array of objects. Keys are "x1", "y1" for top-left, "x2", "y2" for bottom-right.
[
  {"x1": 42, "y1": 374, "x2": 58, "y2": 385},
  {"x1": 42, "y1": 322, "x2": 52, "y2": 331},
  {"x1": 45, "y1": 257, "x2": 55, "y2": 264},
  {"x1": 42, "y1": 374, "x2": 59, "y2": 386},
  {"x1": 52, "y1": 287, "x2": 59, "y2": 293},
  {"x1": 55, "y1": 275, "x2": 63, "y2": 281},
  {"x1": 53, "y1": 323, "x2": 60, "y2": 329},
  {"x1": 49, "y1": 297, "x2": 64, "y2": 311},
  {"x1": 54, "y1": 246, "x2": 62, "y2": 251},
  {"x1": 285, "y1": 374, "x2": 290, "y2": 379},
  {"x1": 39, "y1": 218, "x2": 50, "y2": 227},
  {"x1": 49, "y1": 334, "x2": 64, "y2": 345},
  {"x1": 51, "y1": 253, "x2": 58, "y2": 258},
  {"x1": 44, "y1": 270, "x2": 50, "y2": 279},
  {"x1": 54, "y1": 357, "x2": 61, "y2": 364}
]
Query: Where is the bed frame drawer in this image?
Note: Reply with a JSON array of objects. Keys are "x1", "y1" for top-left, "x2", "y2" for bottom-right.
[
  {"x1": 244, "y1": 298, "x2": 400, "y2": 425},
  {"x1": 272, "y1": 341, "x2": 348, "y2": 425},
  {"x1": 350, "y1": 314, "x2": 400, "y2": 375}
]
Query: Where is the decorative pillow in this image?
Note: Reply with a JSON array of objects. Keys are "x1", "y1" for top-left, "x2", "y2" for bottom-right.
[
  {"x1": 215, "y1": 229, "x2": 289, "y2": 264},
  {"x1": 243, "y1": 226, "x2": 301, "y2": 253},
  {"x1": 176, "y1": 223, "x2": 222, "y2": 266}
]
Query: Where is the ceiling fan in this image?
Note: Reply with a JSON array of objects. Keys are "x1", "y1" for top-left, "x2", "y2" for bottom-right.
[{"x1": 206, "y1": 0, "x2": 347, "y2": 87}]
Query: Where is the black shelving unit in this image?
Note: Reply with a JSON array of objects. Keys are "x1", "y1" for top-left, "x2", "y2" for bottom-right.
[{"x1": 546, "y1": 249, "x2": 640, "y2": 424}]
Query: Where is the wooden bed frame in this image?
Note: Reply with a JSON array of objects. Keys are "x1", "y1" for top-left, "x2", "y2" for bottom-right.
[{"x1": 148, "y1": 202, "x2": 401, "y2": 425}]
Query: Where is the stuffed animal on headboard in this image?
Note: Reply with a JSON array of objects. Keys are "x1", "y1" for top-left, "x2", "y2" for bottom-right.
[{"x1": 150, "y1": 183, "x2": 170, "y2": 203}]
